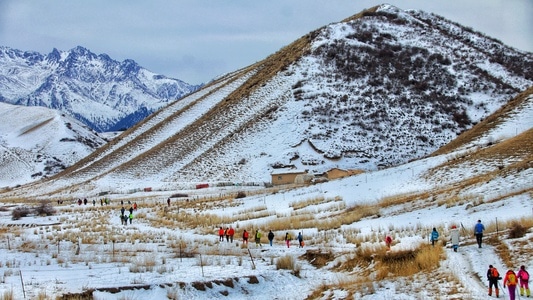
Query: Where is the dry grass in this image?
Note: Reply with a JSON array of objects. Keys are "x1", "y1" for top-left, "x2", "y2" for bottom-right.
[
  {"x1": 375, "y1": 244, "x2": 444, "y2": 279},
  {"x1": 275, "y1": 254, "x2": 301, "y2": 277}
]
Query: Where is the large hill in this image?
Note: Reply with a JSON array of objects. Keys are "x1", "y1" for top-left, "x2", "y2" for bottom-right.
[
  {"x1": 1, "y1": 4, "x2": 532, "y2": 198},
  {"x1": 0, "y1": 45, "x2": 200, "y2": 132}
]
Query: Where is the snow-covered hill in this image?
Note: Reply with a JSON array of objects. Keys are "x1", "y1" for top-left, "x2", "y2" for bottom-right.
[
  {"x1": 0, "y1": 102, "x2": 106, "y2": 187},
  {"x1": 1, "y1": 4, "x2": 532, "y2": 197},
  {"x1": 0, "y1": 45, "x2": 200, "y2": 132}
]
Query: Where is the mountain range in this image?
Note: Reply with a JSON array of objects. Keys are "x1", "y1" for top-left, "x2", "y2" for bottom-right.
[
  {"x1": 0, "y1": 45, "x2": 200, "y2": 132},
  {"x1": 0, "y1": 4, "x2": 532, "y2": 197}
]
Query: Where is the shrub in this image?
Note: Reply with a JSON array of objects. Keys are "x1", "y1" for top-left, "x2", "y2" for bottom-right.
[
  {"x1": 12, "y1": 206, "x2": 32, "y2": 220},
  {"x1": 508, "y1": 222, "x2": 528, "y2": 239},
  {"x1": 276, "y1": 254, "x2": 301, "y2": 276},
  {"x1": 34, "y1": 201, "x2": 56, "y2": 216},
  {"x1": 235, "y1": 191, "x2": 246, "y2": 199}
]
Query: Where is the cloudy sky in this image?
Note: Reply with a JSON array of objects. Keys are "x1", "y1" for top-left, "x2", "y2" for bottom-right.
[{"x1": 1, "y1": 0, "x2": 531, "y2": 84}]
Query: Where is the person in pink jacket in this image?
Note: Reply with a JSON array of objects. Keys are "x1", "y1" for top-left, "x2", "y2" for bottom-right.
[{"x1": 517, "y1": 265, "x2": 530, "y2": 297}]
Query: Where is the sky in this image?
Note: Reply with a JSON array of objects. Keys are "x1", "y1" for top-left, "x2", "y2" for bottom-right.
[{"x1": 1, "y1": 1, "x2": 532, "y2": 85}]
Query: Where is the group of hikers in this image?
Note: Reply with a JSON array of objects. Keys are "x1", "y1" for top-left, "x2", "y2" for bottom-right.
[
  {"x1": 487, "y1": 264, "x2": 530, "y2": 299},
  {"x1": 424, "y1": 219, "x2": 530, "y2": 299},
  {"x1": 426, "y1": 219, "x2": 487, "y2": 251},
  {"x1": 218, "y1": 227, "x2": 305, "y2": 248},
  {"x1": 74, "y1": 198, "x2": 112, "y2": 206},
  {"x1": 119, "y1": 205, "x2": 137, "y2": 225}
]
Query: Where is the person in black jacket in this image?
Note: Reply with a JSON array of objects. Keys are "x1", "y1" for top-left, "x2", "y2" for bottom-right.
[
  {"x1": 268, "y1": 230, "x2": 274, "y2": 246},
  {"x1": 487, "y1": 264, "x2": 501, "y2": 297}
]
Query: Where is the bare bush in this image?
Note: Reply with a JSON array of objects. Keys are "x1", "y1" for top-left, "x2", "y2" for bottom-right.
[
  {"x1": 11, "y1": 206, "x2": 32, "y2": 220},
  {"x1": 35, "y1": 201, "x2": 56, "y2": 216},
  {"x1": 508, "y1": 221, "x2": 528, "y2": 239}
]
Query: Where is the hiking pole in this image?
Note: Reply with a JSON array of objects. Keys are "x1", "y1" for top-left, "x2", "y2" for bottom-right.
[{"x1": 497, "y1": 281, "x2": 506, "y2": 296}]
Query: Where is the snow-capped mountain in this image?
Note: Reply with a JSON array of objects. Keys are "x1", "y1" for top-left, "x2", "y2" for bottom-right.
[
  {"x1": 1, "y1": 4, "x2": 532, "y2": 196},
  {"x1": 0, "y1": 45, "x2": 201, "y2": 132},
  {"x1": 0, "y1": 102, "x2": 107, "y2": 187}
]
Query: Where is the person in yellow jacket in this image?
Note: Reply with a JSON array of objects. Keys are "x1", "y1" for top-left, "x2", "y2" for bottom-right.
[
  {"x1": 284, "y1": 232, "x2": 292, "y2": 248},
  {"x1": 503, "y1": 269, "x2": 518, "y2": 300},
  {"x1": 255, "y1": 230, "x2": 262, "y2": 247}
]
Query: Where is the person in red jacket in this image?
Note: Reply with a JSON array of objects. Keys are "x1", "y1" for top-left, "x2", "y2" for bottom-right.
[
  {"x1": 503, "y1": 269, "x2": 518, "y2": 300},
  {"x1": 242, "y1": 230, "x2": 249, "y2": 245},
  {"x1": 228, "y1": 226, "x2": 235, "y2": 243},
  {"x1": 517, "y1": 265, "x2": 530, "y2": 297},
  {"x1": 385, "y1": 235, "x2": 393, "y2": 250},
  {"x1": 218, "y1": 227, "x2": 224, "y2": 242}
]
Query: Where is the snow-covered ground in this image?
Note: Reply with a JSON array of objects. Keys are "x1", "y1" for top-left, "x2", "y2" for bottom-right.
[{"x1": 0, "y1": 129, "x2": 531, "y2": 299}]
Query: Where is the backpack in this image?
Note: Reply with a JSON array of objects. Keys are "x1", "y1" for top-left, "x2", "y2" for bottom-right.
[
  {"x1": 491, "y1": 268, "x2": 500, "y2": 279},
  {"x1": 507, "y1": 272, "x2": 517, "y2": 285},
  {"x1": 519, "y1": 270, "x2": 529, "y2": 281}
]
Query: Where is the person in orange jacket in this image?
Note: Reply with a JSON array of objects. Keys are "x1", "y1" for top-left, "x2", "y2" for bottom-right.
[
  {"x1": 218, "y1": 227, "x2": 224, "y2": 241},
  {"x1": 503, "y1": 269, "x2": 518, "y2": 300},
  {"x1": 227, "y1": 226, "x2": 235, "y2": 243}
]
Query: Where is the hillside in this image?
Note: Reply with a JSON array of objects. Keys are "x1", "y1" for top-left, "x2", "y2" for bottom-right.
[
  {"x1": 0, "y1": 46, "x2": 200, "y2": 132},
  {"x1": 0, "y1": 102, "x2": 106, "y2": 187},
  {"x1": 0, "y1": 87, "x2": 530, "y2": 299},
  {"x1": 1, "y1": 4, "x2": 532, "y2": 199}
]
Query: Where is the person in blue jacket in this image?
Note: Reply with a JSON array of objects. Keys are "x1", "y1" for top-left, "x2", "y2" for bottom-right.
[
  {"x1": 297, "y1": 232, "x2": 304, "y2": 248},
  {"x1": 430, "y1": 227, "x2": 439, "y2": 246},
  {"x1": 474, "y1": 220, "x2": 485, "y2": 248}
]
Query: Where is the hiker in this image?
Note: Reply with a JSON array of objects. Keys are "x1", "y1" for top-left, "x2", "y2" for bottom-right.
[
  {"x1": 385, "y1": 235, "x2": 393, "y2": 250},
  {"x1": 487, "y1": 264, "x2": 501, "y2": 297},
  {"x1": 121, "y1": 207, "x2": 125, "y2": 217},
  {"x1": 255, "y1": 230, "x2": 262, "y2": 247},
  {"x1": 268, "y1": 230, "x2": 274, "y2": 246},
  {"x1": 285, "y1": 232, "x2": 292, "y2": 248},
  {"x1": 123, "y1": 214, "x2": 128, "y2": 226},
  {"x1": 298, "y1": 232, "x2": 304, "y2": 248},
  {"x1": 225, "y1": 227, "x2": 230, "y2": 242},
  {"x1": 83, "y1": 198, "x2": 87, "y2": 205},
  {"x1": 129, "y1": 213, "x2": 133, "y2": 224},
  {"x1": 92, "y1": 199, "x2": 96, "y2": 206},
  {"x1": 228, "y1": 226, "x2": 235, "y2": 243},
  {"x1": 450, "y1": 225, "x2": 460, "y2": 252},
  {"x1": 133, "y1": 202, "x2": 137, "y2": 210},
  {"x1": 167, "y1": 198, "x2": 170, "y2": 207},
  {"x1": 474, "y1": 220, "x2": 485, "y2": 248},
  {"x1": 129, "y1": 206, "x2": 134, "y2": 215},
  {"x1": 517, "y1": 265, "x2": 530, "y2": 297},
  {"x1": 503, "y1": 269, "x2": 518, "y2": 300},
  {"x1": 218, "y1": 227, "x2": 224, "y2": 242},
  {"x1": 242, "y1": 230, "x2": 249, "y2": 245},
  {"x1": 430, "y1": 227, "x2": 439, "y2": 246}
]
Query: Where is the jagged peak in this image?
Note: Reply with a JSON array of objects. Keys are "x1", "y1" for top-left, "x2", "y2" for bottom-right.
[{"x1": 46, "y1": 48, "x2": 61, "y2": 62}]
